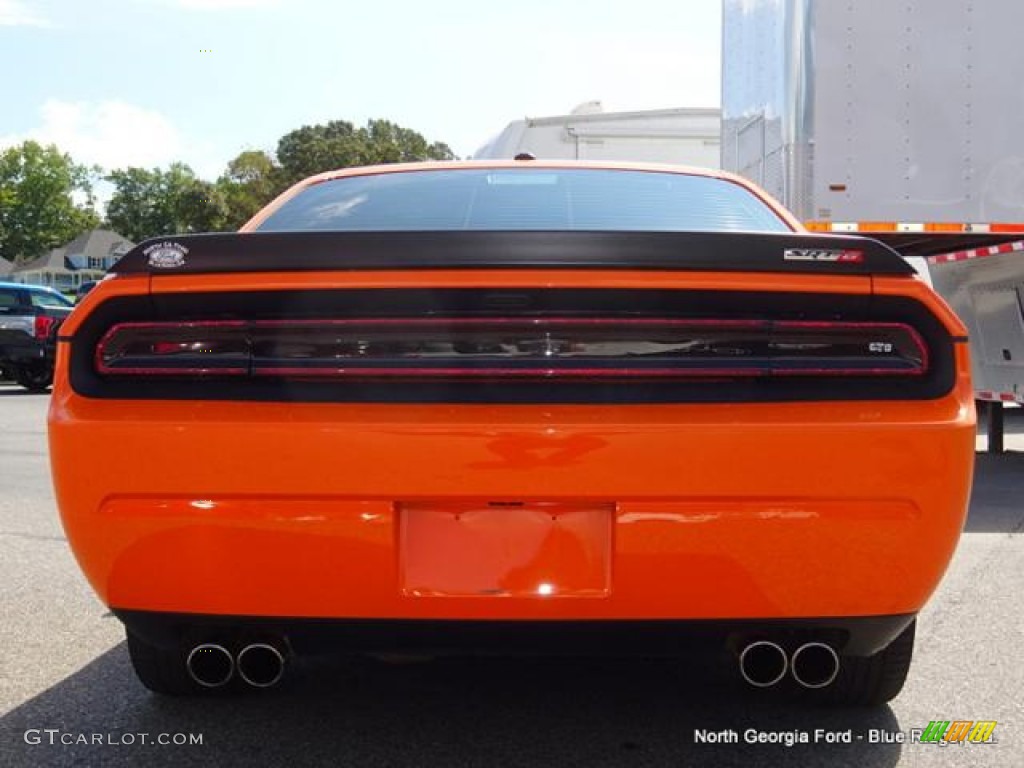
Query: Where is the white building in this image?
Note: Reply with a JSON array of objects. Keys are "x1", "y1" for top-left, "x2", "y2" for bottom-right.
[
  {"x1": 474, "y1": 101, "x2": 721, "y2": 168},
  {"x1": 10, "y1": 229, "x2": 133, "y2": 291}
]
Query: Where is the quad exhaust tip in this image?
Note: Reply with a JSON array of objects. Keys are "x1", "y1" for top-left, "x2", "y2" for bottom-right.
[
  {"x1": 186, "y1": 643, "x2": 234, "y2": 688},
  {"x1": 790, "y1": 642, "x2": 840, "y2": 689},
  {"x1": 738, "y1": 640, "x2": 788, "y2": 688},
  {"x1": 236, "y1": 643, "x2": 286, "y2": 689}
]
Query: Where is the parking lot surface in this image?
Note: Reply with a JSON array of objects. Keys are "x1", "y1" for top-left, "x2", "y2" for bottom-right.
[{"x1": 1, "y1": 383, "x2": 1021, "y2": 767}]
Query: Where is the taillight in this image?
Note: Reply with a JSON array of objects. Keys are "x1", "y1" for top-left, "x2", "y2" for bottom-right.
[
  {"x1": 95, "y1": 318, "x2": 928, "y2": 380},
  {"x1": 34, "y1": 315, "x2": 59, "y2": 341}
]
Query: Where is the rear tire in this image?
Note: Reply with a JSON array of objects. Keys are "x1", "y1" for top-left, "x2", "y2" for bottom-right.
[
  {"x1": 125, "y1": 630, "x2": 198, "y2": 696},
  {"x1": 812, "y1": 619, "x2": 916, "y2": 706},
  {"x1": 14, "y1": 365, "x2": 52, "y2": 392}
]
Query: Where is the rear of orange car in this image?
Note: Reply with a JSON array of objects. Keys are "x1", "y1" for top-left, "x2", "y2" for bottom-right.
[{"x1": 49, "y1": 161, "x2": 974, "y2": 702}]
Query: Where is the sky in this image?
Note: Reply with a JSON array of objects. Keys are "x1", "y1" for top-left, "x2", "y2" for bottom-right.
[{"x1": 0, "y1": 0, "x2": 722, "y2": 182}]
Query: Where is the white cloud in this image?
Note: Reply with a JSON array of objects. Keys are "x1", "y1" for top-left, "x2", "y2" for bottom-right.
[
  {"x1": 0, "y1": 0, "x2": 50, "y2": 27},
  {"x1": 0, "y1": 99, "x2": 234, "y2": 209},
  {"x1": 1, "y1": 99, "x2": 187, "y2": 172}
]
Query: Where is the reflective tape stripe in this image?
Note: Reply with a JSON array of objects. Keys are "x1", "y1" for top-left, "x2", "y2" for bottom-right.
[
  {"x1": 805, "y1": 221, "x2": 1024, "y2": 234},
  {"x1": 927, "y1": 240, "x2": 1024, "y2": 265},
  {"x1": 977, "y1": 391, "x2": 1021, "y2": 403}
]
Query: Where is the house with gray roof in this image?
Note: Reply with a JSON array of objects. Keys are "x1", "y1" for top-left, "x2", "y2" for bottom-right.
[{"x1": 10, "y1": 229, "x2": 134, "y2": 291}]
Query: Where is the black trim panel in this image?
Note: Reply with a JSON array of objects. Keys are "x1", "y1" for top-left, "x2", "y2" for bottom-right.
[
  {"x1": 111, "y1": 231, "x2": 916, "y2": 276},
  {"x1": 66, "y1": 289, "x2": 956, "y2": 403},
  {"x1": 114, "y1": 609, "x2": 917, "y2": 658}
]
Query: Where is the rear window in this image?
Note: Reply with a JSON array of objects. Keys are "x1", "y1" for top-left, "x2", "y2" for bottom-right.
[{"x1": 256, "y1": 169, "x2": 790, "y2": 233}]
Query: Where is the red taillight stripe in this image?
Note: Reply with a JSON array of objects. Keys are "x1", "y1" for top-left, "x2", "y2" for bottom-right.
[
  {"x1": 97, "y1": 367, "x2": 250, "y2": 377},
  {"x1": 94, "y1": 317, "x2": 930, "y2": 380},
  {"x1": 774, "y1": 320, "x2": 930, "y2": 372},
  {"x1": 249, "y1": 317, "x2": 771, "y2": 328},
  {"x1": 254, "y1": 366, "x2": 760, "y2": 379},
  {"x1": 254, "y1": 366, "x2": 923, "y2": 379}
]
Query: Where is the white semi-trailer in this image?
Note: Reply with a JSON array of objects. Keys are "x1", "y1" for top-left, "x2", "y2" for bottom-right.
[
  {"x1": 475, "y1": 102, "x2": 721, "y2": 167},
  {"x1": 721, "y1": 0, "x2": 1024, "y2": 451}
]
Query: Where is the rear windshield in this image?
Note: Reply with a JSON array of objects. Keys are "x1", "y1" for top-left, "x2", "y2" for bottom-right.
[{"x1": 256, "y1": 169, "x2": 790, "y2": 233}]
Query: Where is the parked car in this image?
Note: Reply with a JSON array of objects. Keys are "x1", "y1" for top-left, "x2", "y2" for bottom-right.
[
  {"x1": 0, "y1": 282, "x2": 74, "y2": 391},
  {"x1": 48, "y1": 161, "x2": 975, "y2": 704}
]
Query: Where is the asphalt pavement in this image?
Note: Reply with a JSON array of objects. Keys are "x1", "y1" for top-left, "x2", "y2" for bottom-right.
[{"x1": 1, "y1": 382, "x2": 1021, "y2": 767}]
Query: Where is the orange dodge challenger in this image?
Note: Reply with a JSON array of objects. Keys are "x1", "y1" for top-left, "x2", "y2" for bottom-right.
[{"x1": 49, "y1": 160, "x2": 974, "y2": 704}]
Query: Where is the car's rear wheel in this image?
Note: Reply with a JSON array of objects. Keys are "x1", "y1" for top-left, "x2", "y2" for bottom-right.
[
  {"x1": 14, "y1": 365, "x2": 53, "y2": 393},
  {"x1": 810, "y1": 619, "x2": 916, "y2": 706},
  {"x1": 126, "y1": 630, "x2": 201, "y2": 696}
]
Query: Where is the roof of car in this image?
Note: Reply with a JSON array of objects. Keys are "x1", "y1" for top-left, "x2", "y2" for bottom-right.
[
  {"x1": 0, "y1": 281, "x2": 64, "y2": 292},
  {"x1": 301, "y1": 158, "x2": 748, "y2": 187}
]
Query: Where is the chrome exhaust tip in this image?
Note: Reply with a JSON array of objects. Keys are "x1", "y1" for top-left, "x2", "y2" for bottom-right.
[
  {"x1": 186, "y1": 643, "x2": 234, "y2": 688},
  {"x1": 791, "y1": 642, "x2": 840, "y2": 689},
  {"x1": 236, "y1": 643, "x2": 286, "y2": 689},
  {"x1": 738, "y1": 640, "x2": 788, "y2": 688}
]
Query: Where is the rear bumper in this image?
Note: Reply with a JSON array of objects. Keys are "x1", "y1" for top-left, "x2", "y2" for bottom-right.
[
  {"x1": 50, "y1": 385, "x2": 976, "y2": 624},
  {"x1": 0, "y1": 339, "x2": 49, "y2": 366},
  {"x1": 114, "y1": 610, "x2": 917, "y2": 658}
]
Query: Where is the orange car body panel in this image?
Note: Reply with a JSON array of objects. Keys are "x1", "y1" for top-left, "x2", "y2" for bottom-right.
[
  {"x1": 50, "y1": 293, "x2": 974, "y2": 621},
  {"x1": 49, "y1": 162, "x2": 974, "y2": 629}
]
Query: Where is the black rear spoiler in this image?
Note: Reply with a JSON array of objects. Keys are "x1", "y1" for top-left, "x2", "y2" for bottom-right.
[
  {"x1": 110, "y1": 230, "x2": 915, "y2": 277},
  {"x1": 847, "y1": 230, "x2": 1024, "y2": 259}
]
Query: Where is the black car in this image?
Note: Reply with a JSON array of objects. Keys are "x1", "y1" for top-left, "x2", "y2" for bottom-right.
[{"x1": 0, "y1": 282, "x2": 74, "y2": 391}]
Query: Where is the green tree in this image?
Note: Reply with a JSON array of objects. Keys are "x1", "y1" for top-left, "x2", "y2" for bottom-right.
[
  {"x1": 98, "y1": 117, "x2": 458, "y2": 239},
  {"x1": 216, "y1": 150, "x2": 282, "y2": 230},
  {"x1": 361, "y1": 119, "x2": 456, "y2": 165},
  {"x1": 105, "y1": 163, "x2": 229, "y2": 241},
  {"x1": 0, "y1": 141, "x2": 99, "y2": 262},
  {"x1": 275, "y1": 119, "x2": 456, "y2": 188},
  {"x1": 275, "y1": 120, "x2": 360, "y2": 187}
]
